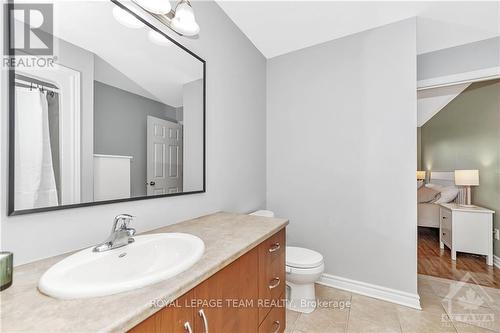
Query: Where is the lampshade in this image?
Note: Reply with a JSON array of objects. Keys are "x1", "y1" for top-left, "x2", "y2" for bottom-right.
[
  {"x1": 171, "y1": 1, "x2": 200, "y2": 36},
  {"x1": 416, "y1": 171, "x2": 426, "y2": 181},
  {"x1": 454, "y1": 170, "x2": 479, "y2": 186}
]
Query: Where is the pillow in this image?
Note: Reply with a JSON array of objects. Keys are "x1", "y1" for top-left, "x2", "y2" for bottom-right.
[
  {"x1": 418, "y1": 186, "x2": 440, "y2": 203},
  {"x1": 426, "y1": 183, "x2": 459, "y2": 203},
  {"x1": 417, "y1": 180, "x2": 424, "y2": 189},
  {"x1": 434, "y1": 187, "x2": 459, "y2": 203}
]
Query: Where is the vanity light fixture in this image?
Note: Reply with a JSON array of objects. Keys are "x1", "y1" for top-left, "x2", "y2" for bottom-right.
[
  {"x1": 112, "y1": 6, "x2": 145, "y2": 29},
  {"x1": 133, "y1": 0, "x2": 200, "y2": 37},
  {"x1": 134, "y1": 0, "x2": 171, "y2": 15}
]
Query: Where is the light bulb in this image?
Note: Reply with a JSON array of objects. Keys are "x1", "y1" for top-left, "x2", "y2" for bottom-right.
[
  {"x1": 112, "y1": 6, "x2": 144, "y2": 29},
  {"x1": 148, "y1": 30, "x2": 174, "y2": 46},
  {"x1": 171, "y1": 1, "x2": 199, "y2": 36},
  {"x1": 135, "y1": 0, "x2": 171, "y2": 15}
]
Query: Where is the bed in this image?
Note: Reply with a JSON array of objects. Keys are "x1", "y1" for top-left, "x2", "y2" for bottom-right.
[{"x1": 417, "y1": 171, "x2": 464, "y2": 228}]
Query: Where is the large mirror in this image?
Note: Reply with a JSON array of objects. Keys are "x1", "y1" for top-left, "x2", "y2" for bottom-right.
[{"x1": 8, "y1": 1, "x2": 205, "y2": 215}]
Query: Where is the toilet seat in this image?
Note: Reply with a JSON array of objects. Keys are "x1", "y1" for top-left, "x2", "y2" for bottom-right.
[
  {"x1": 248, "y1": 210, "x2": 325, "y2": 314},
  {"x1": 286, "y1": 246, "x2": 323, "y2": 269},
  {"x1": 249, "y1": 210, "x2": 275, "y2": 217}
]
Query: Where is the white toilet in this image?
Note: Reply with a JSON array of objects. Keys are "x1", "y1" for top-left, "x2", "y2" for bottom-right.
[{"x1": 250, "y1": 210, "x2": 324, "y2": 314}]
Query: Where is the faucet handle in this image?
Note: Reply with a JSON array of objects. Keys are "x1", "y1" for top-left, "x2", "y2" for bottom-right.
[{"x1": 112, "y1": 214, "x2": 135, "y2": 231}]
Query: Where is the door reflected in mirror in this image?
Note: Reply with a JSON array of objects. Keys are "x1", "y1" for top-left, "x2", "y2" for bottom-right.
[{"x1": 9, "y1": 1, "x2": 205, "y2": 214}]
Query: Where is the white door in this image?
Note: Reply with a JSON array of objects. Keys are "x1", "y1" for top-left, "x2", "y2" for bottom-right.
[{"x1": 146, "y1": 116, "x2": 183, "y2": 195}]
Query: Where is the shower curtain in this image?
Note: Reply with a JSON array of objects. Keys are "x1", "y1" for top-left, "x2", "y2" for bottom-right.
[{"x1": 15, "y1": 87, "x2": 59, "y2": 210}]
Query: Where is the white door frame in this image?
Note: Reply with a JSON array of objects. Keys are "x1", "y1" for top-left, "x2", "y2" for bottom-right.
[
  {"x1": 415, "y1": 65, "x2": 500, "y2": 296},
  {"x1": 417, "y1": 66, "x2": 500, "y2": 91},
  {"x1": 18, "y1": 64, "x2": 81, "y2": 205}
]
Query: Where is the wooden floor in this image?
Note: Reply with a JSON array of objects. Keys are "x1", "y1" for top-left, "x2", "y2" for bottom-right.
[{"x1": 418, "y1": 227, "x2": 500, "y2": 289}]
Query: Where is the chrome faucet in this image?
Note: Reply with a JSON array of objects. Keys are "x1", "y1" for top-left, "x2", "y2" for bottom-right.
[{"x1": 93, "y1": 214, "x2": 136, "y2": 252}]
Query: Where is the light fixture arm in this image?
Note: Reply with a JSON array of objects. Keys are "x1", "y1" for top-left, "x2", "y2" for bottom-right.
[{"x1": 131, "y1": 0, "x2": 199, "y2": 38}]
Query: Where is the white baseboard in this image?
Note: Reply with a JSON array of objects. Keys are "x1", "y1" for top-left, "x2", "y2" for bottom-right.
[
  {"x1": 318, "y1": 273, "x2": 421, "y2": 310},
  {"x1": 494, "y1": 255, "x2": 500, "y2": 269}
]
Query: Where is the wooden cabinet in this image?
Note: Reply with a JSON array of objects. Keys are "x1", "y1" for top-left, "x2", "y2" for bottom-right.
[
  {"x1": 130, "y1": 291, "x2": 194, "y2": 333},
  {"x1": 129, "y1": 228, "x2": 286, "y2": 333},
  {"x1": 258, "y1": 304, "x2": 285, "y2": 333},
  {"x1": 258, "y1": 229, "x2": 285, "y2": 325},
  {"x1": 194, "y1": 247, "x2": 258, "y2": 332}
]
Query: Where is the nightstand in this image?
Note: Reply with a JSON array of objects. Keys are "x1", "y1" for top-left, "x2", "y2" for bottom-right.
[{"x1": 439, "y1": 203, "x2": 495, "y2": 266}]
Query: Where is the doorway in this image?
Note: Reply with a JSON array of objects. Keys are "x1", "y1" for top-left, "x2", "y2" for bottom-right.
[{"x1": 146, "y1": 115, "x2": 183, "y2": 195}]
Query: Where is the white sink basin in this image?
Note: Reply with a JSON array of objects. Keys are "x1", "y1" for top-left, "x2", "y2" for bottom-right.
[{"x1": 39, "y1": 233, "x2": 204, "y2": 299}]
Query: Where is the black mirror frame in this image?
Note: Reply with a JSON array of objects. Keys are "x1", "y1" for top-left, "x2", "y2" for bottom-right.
[{"x1": 7, "y1": 0, "x2": 206, "y2": 216}]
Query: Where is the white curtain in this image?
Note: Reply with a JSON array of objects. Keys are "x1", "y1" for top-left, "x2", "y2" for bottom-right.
[{"x1": 15, "y1": 87, "x2": 59, "y2": 210}]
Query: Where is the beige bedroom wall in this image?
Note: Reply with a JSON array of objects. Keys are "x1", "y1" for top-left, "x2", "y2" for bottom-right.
[{"x1": 421, "y1": 79, "x2": 500, "y2": 257}]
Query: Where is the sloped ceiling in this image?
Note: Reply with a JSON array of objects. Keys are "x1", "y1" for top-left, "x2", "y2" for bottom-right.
[
  {"x1": 417, "y1": 83, "x2": 470, "y2": 127},
  {"x1": 51, "y1": 1, "x2": 203, "y2": 107},
  {"x1": 216, "y1": 1, "x2": 500, "y2": 59}
]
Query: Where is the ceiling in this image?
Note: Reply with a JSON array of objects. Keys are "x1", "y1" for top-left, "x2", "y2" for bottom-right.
[
  {"x1": 50, "y1": 1, "x2": 203, "y2": 107},
  {"x1": 417, "y1": 83, "x2": 470, "y2": 127},
  {"x1": 216, "y1": 1, "x2": 500, "y2": 59}
]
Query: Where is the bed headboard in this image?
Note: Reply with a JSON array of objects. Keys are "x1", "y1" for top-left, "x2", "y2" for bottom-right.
[
  {"x1": 429, "y1": 171, "x2": 466, "y2": 204},
  {"x1": 429, "y1": 171, "x2": 455, "y2": 186}
]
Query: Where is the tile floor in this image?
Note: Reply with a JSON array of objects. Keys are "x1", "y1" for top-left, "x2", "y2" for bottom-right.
[{"x1": 285, "y1": 275, "x2": 500, "y2": 333}]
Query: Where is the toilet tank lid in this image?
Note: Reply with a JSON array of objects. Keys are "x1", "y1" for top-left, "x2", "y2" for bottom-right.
[
  {"x1": 250, "y1": 210, "x2": 275, "y2": 218},
  {"x1": 286, "y1": 246, "x2": 324, "y2": 268}
]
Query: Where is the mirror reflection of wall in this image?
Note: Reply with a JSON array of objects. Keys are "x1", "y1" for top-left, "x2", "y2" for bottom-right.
[{"x1": 11, "y1": 1, "x2": 204, "y2": 214}]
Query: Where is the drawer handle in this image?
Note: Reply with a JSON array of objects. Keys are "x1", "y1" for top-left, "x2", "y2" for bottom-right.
[
  {"x1": 442, "y1": 216, "x2": 446, "y2": 219},
  {"x1": 184, "y1": 322, "x2": 193, "y2": 333},
  {"x1": 269, "y1": 242, "x2": 281, "y2": 253},
  {"x1": 269, "y1": 277, "x2": 280, "y2": 289},
  {"x1": 272, "y1": 320, "x2": 281, "y2": 333},
  {"x1": 198, "y1": 309, "x2": 209, "y2": 333}
]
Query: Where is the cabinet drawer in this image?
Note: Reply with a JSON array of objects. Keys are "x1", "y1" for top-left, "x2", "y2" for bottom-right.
[
  {"x1": 258, "y1": 300, "x2": 285, "y2": 333},
  {"x1": 441, "y1": 209, "x2": 452, "y2": 228},
  {"x1": 260, "y1": 229, "x2": 285, "y2": 264},
  {"x1": 440, "y1": 209, "x2": 452, "y2": 247},
  {"x1": 258, "y1": 229, "x2": 286, "y2": 324},
  {"x1": 129, "y1": 291, "x2": 194, "y2": 333}
]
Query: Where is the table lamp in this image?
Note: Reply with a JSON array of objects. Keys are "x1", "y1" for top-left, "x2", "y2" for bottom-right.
[
  {"x1": 416, "y1": 171, "x2": 426, "y2": 181},
  {"x1": 454, "y1": 170, "x2": 479, "y2": 207}
]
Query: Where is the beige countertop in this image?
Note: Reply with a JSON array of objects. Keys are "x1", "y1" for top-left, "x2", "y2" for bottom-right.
[{"x1": 0, "y1": 212, "x2": 288, "y2": 333}]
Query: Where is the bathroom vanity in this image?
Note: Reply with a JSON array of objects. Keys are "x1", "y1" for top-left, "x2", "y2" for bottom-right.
[
  {"x1": 0, "y1": 213, "x2": 288, "y2": 332},
  {"x1": 130, "y1": 228, "x2": 286, "y2": 333}
]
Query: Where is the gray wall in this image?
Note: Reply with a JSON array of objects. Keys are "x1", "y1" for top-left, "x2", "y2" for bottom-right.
[
  {"x1": 267, "y1": 19, "x2": 418, "y2": 298},
  {"x1": 421, "y1": 80, "x2": 500, "y2": 256},
  {"x1": 93, "y1": 81, "x2": 179, "y2": 197},
  {"x1": 0, "y1": 0, "x2": 267, "y2": 265},
  {"x1": 418, "y1": 37, "x2": 500, "y2": 81}
]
